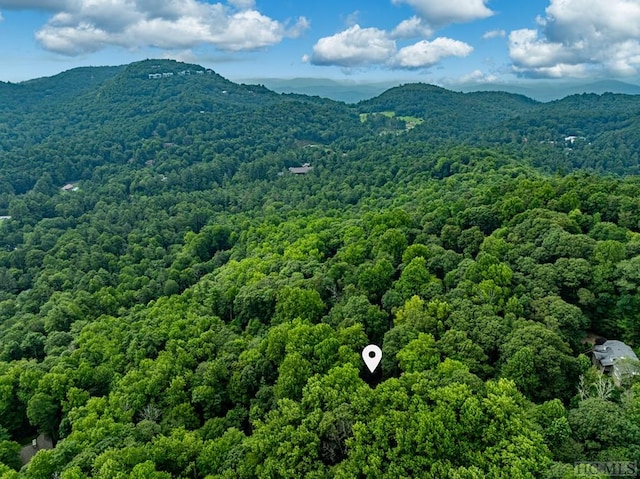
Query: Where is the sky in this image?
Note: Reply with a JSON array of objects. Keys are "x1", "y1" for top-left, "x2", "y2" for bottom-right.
[{"x1": 1, "y1": 0, "x2": 640, "y2": 87}]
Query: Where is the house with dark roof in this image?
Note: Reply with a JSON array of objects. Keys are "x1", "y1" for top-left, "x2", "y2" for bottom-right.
[{"x1": 592, "y1": 339, "x2": 639, "y2": 386}]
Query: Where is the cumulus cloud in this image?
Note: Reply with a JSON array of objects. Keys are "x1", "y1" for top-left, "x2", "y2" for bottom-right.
[
  {"x1": 508, "y1": 0, "x2": 640, "y2": 78},
  {"x1": 391, "y1": 16, "x2": 433, "y2": 39},
  {"x1": 305, "y1": 25, "x2": 396, "y2": 67},
  {"x1": 392, "y1": 37, "x2": 472, "y2": 68},
  {"x1": 306, "y1": 24, "x2": 472, "y2": 70},
  {"x1": 482, "y1": 29, "x2": 505, "y2": 40},
  {"x1": 0, "y1": 0, "x2": 308, "y2": 55},
  {"x1": 306, "y1": 0, "x2": 487, "y2": 70},
  {"x1": 391, "y1": 0, "x2": 493, "y2": 26}
]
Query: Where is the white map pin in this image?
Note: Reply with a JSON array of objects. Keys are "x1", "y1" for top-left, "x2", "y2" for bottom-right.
[{"x1": 362, "y1": 344, "x2": 382, "y2": 373}]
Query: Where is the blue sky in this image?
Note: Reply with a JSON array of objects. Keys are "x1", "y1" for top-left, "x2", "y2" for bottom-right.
[{"x1": 1, "y1": 0, "x2": 640, "y2": 86}]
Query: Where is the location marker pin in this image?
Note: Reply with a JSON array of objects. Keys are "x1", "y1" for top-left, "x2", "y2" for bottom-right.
[{"x1": 362, "y1": 344, "x2": 382, "y2": 373}]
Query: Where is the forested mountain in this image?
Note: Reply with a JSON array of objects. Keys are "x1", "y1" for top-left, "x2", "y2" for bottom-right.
[
  {"x1": 0, "y1": 66, "x2": 126, "y2": 112},
  {"x1": 0, "y1": 59, "x2": 639, "y2": 478},
  {"x1": 358, "y1": 83, "x2": 538, "y2": 124}
]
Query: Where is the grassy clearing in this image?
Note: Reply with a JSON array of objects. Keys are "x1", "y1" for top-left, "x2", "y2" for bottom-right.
[
  {"x1": 398, "y1": 115, "x2": 424, "y2": 130},
  {"x1": 360, "y1": 111, "x2": 424, "y2": 130}
]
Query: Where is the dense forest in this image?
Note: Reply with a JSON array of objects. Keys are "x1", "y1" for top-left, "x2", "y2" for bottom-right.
[{"x1": 0, "y1": 59, "x2": 639, "y2": 478}]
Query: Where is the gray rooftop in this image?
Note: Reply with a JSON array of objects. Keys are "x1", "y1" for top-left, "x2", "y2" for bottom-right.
[
  {"x1": 593, "y1": 340, "x2": 639, "y2": 383},
  {"x1": 593, "y1": 340, "x2": 638, "y2": 362}
]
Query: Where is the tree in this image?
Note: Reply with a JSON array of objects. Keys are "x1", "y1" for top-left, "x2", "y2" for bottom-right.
[
  {"x1": 357, "y1": 259, "x2": 394, "y2": 303},
  {"x1": 275, "y1": 287, "x2": 325, "y2": 324},
  {"x1": 397, "y1": 333, "x2": 439, "y2": 373},
  {"x1": 372, "y1": 228, "x2": 407, "y2": 265},
  {"x1": 388, "y1": 257, "x2": 443, "y2": 306},
  {"x1": 437, "y1": 329, "x2": 491, "y2": 377},
  {"x1": 531, "y1": 296, "x2": 589, "y2": 349},
  {"x1": 130, "y1": 461, "x2": 172, "y2": 479},
  {"x1": 501, "y1": 346, "x2": 539, "y2": 399},
  {"x1": 530, "y1": 399, "x2": 575, "y2": 462},
  {"x1": 197, "y1": 428, "x2": 245, "y2": 477},
  {"x1": 274, "y1": 352, "x2": 313, "y2": 401},
  {"x1": 500, "y1": 322, "x2": 579, "y2": 402},
  {"x1": 334, "y1": 375, "x2": 551, "y2": 478},
  {"x1": 27, "y1": 392, "x2": 60, "y2": 438},
  {"x1": 0, "y1": 441, "x2": 21, "y2": 471},
  {"x1": 326, "y1": 294, "x2": 388, "y2": 345},
  {"x1": 568, "y1": 398, "x2": 640, "y2": 461},
  {"x1": 401, "y1": 243, "x2": 430, "y2": 265}
]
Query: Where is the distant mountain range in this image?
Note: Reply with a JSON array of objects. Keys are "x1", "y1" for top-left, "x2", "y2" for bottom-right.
[
  {"x1": 243, "y1": 77, "x2": 640, "y2": 103},
  {"x1": 457, "y1": 79, "x2": 640, "y2": 102},
  {"x1": 7, "y1": 64, "x2": 640, "y2": 105},
  {"x1": 239, "y1": 77, "x2": 406, "y2": 103}
]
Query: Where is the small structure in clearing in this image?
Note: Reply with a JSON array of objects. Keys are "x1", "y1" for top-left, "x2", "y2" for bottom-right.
[
  {"x1": 20, "y1": 434, "x2": 54, "y2": 465},
  {"x1": 288, "y1": 163, "x2": 313, "y2": 175}
]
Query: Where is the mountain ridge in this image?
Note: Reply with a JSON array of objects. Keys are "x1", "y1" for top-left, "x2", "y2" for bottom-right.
[
  {"x1": 6, "y1": 59, "x2": 640, "y2": 112},
  {"x1": 242, "y1": 76, "x2": 640, "y2": 103},
  {"x1": 2, "y1": 58, "x2": 640, "y2": 190}
]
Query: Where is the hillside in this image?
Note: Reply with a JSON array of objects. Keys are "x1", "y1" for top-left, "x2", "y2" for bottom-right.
[
  {"x1": 0, "y1": 59, "x2": 366, "y2": 195},
  {"x1": 0, "y1": 60, "x2": 639, "y2": 478},
  {"x1": 357, "y1": 83, "x2": 640, "y2": 174},
  {"x1": 357, "y1": 82, "x2": 538, "y2": 119}
]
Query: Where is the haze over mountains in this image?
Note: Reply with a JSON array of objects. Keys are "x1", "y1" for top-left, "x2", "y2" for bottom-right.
[{"x1": 245, "y1": 76, "x2": 640, "y2": 103}]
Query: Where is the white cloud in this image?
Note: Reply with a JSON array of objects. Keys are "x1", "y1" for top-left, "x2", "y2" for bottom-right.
[
  {"x1": 307, "y1": 24, "x2": 396, "y2": 67},
  {"x1": 509, "y1": 29, "x2": 573, "y2": 69},
  {"x1": 391, "y1": 0, "x2": 493, "y2": 26},
  {"x1": 544, "y1": 0, "x2": 640, "y2": 43},
  {"x1": 391, "y1": 16, "x2": 433, "y2": 39},
  {"x1": 508, "y1": 0, "x2": 640, "y2": 78},
  {"x1": 304, "y1": 0, "x2": 491, "y2": 71},
  {"x1": 482, "y1": 29, "x2": 505, "y2": 40},
  {"x1": 0, "y1": 0, "x2": 308, "y2": 55},
  {"x1": 205, "y1": 10, "x2": 299, "y2": 52},
  {"x1": 307, "y1": 24, "x2": 472, "y2": 70},
  {"x1": 393, "y1": 37, "x2": 472, "y2": 68},
  {"x1": 286, "y1": 16, "x2": 310, "y2": 39},
  {"x1": 36, "y1": 22, "x2": 111, "y2": 55},
  {"x1": 459, "y1": 69, "x2": 499, "y2": 83}
]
